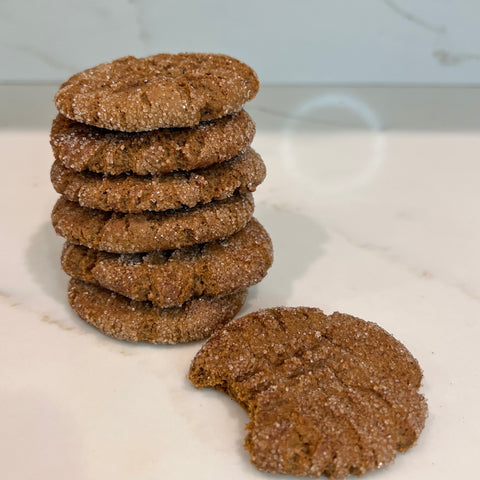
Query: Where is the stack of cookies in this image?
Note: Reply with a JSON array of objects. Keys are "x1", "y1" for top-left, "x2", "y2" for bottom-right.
[{"x1": 49, "y1": 53, "x2": 273, "y2": 344}]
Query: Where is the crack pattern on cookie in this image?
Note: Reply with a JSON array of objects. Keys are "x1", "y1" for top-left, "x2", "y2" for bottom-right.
[
  {"x1": 51, "y1": 148, "x2": 265, "y2": 213},
  {"x1": 54, "y1": 53, "x2": 259, "y2": 131},
  {"x1": 61, "y1": 218, "x2": 273, "y2": 307},
  {"x1": 50, "y1": 110, "x2": 255, "y2": 175},
  {"x1": 51, "y1": 193, "x2": 254, "y2": 253},
  {"x1": 68, "y1": 279, "x2": 247, "y2": 344}
]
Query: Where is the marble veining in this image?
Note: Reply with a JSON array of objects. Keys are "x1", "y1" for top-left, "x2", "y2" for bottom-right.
[
  {"x1": 383, "y1": 0, "x2": 446, "y2": 35},
  {"x1": 1, "y1": 1, "x2": 480, "y2": 83}
]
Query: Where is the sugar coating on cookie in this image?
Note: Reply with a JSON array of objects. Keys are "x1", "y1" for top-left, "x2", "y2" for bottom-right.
[
  {"x1": 189, "y1": 307, "x2": 428, "y2": 478},
  {"x1": 50, "y1": 110, "x2": 255, "y2": 175},
  {"x1": 54, "y1": 53, "x2": 259, "y2": 131},
  {"x1": 68, "y1": 279, "x2": 247, "y2": 344},
  {"x1": 61, "y1": 218, "x2": 273, "y2": 307},
  {"x1": 51, "y1": 148, "x2": 265, "y2": 213},
  {"x1": 51, "y1": 193, "x2": 254, "y2": 253}
]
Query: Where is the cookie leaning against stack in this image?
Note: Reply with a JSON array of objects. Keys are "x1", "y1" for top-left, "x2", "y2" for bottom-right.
[{"x1": 50, "y1": 53, "x2": 273, "y2": 343}]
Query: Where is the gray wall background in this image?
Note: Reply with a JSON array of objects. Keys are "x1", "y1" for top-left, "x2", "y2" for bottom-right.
[{"x1": 1, "y1": 0, "x2": 479, "y2": 84}]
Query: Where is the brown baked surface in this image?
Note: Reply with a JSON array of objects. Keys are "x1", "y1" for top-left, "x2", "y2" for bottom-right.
[
  {"x1": 68, "y1": 279, "x2": 247, "y2": 344},
  {"x1": 189, "y1": 307, "x2": 428, "y2": 478},
  {"x1": 51, "y1": 193, "x2": 254, "y2": 253},
  {"x1": 50, "y1": 110, "x2": 255, "y2": 175},
  {"x1": 51, "y1": 147, "x2": 265, "y2": 213},
  {"x1": 61, "y1": 218, "x2": 273, "y2": 307},
  {"x1": 54, "y1": 53, "x2": 259, "y2": 131}
]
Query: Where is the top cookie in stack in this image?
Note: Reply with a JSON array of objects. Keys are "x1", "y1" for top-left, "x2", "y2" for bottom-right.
[
  {"x1": 53, "y1": 53, "x2": 259, "y2": 131},
  {"x1": 50, "y1": 53, "x2": 273, "y2": 344}
]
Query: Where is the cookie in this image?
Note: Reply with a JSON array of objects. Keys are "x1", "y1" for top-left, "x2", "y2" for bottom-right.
[
  {"x1": 68, "y1": 279, "x2": 247, "y2": 344},
  {"x1": 51, "y1": 193, "x2": 254, "y2": 253},
  {"x1": 54, "y1": 53, "x2": 259, "y2": 131},
  {"x1": 51, "y1": 147, "x2": 265, "y2": 213},
  {"x1": 189, "y1": 307, "x2": 427, "y2": 478},
  {"x1": 61, "y1": 219, "x2": 273, "y2": 307},
  {"x1": 50, "y1": 110, "x2": 255, "y2": 175}
]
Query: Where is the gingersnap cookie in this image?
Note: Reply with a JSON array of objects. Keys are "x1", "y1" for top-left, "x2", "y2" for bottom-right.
[
  {"x1": 50, "y1": 110, "x2": 255, "y2": 175},
  {"x1": 61, "y1": 219, "x2": 273, "y2": 307},
  {"x1": 51, "y1": 193, "x2": 254, "y2": 253},
  {"x1": 189, "y1": 307, "x2": 427, "y2": 478},
  {"x1": 54, "y1": 53, "x2": 259, "y2": 131},
  {"x1": 68, "y1": 279, "x2": 247, "y2": 344},
  {"x1": 51, "y1": 148, "x2": 265, "y2": 213}
]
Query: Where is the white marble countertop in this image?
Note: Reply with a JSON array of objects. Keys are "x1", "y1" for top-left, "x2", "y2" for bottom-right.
[{"x1": 1, "y1": 85, "x2": 479, "y2": 479}]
